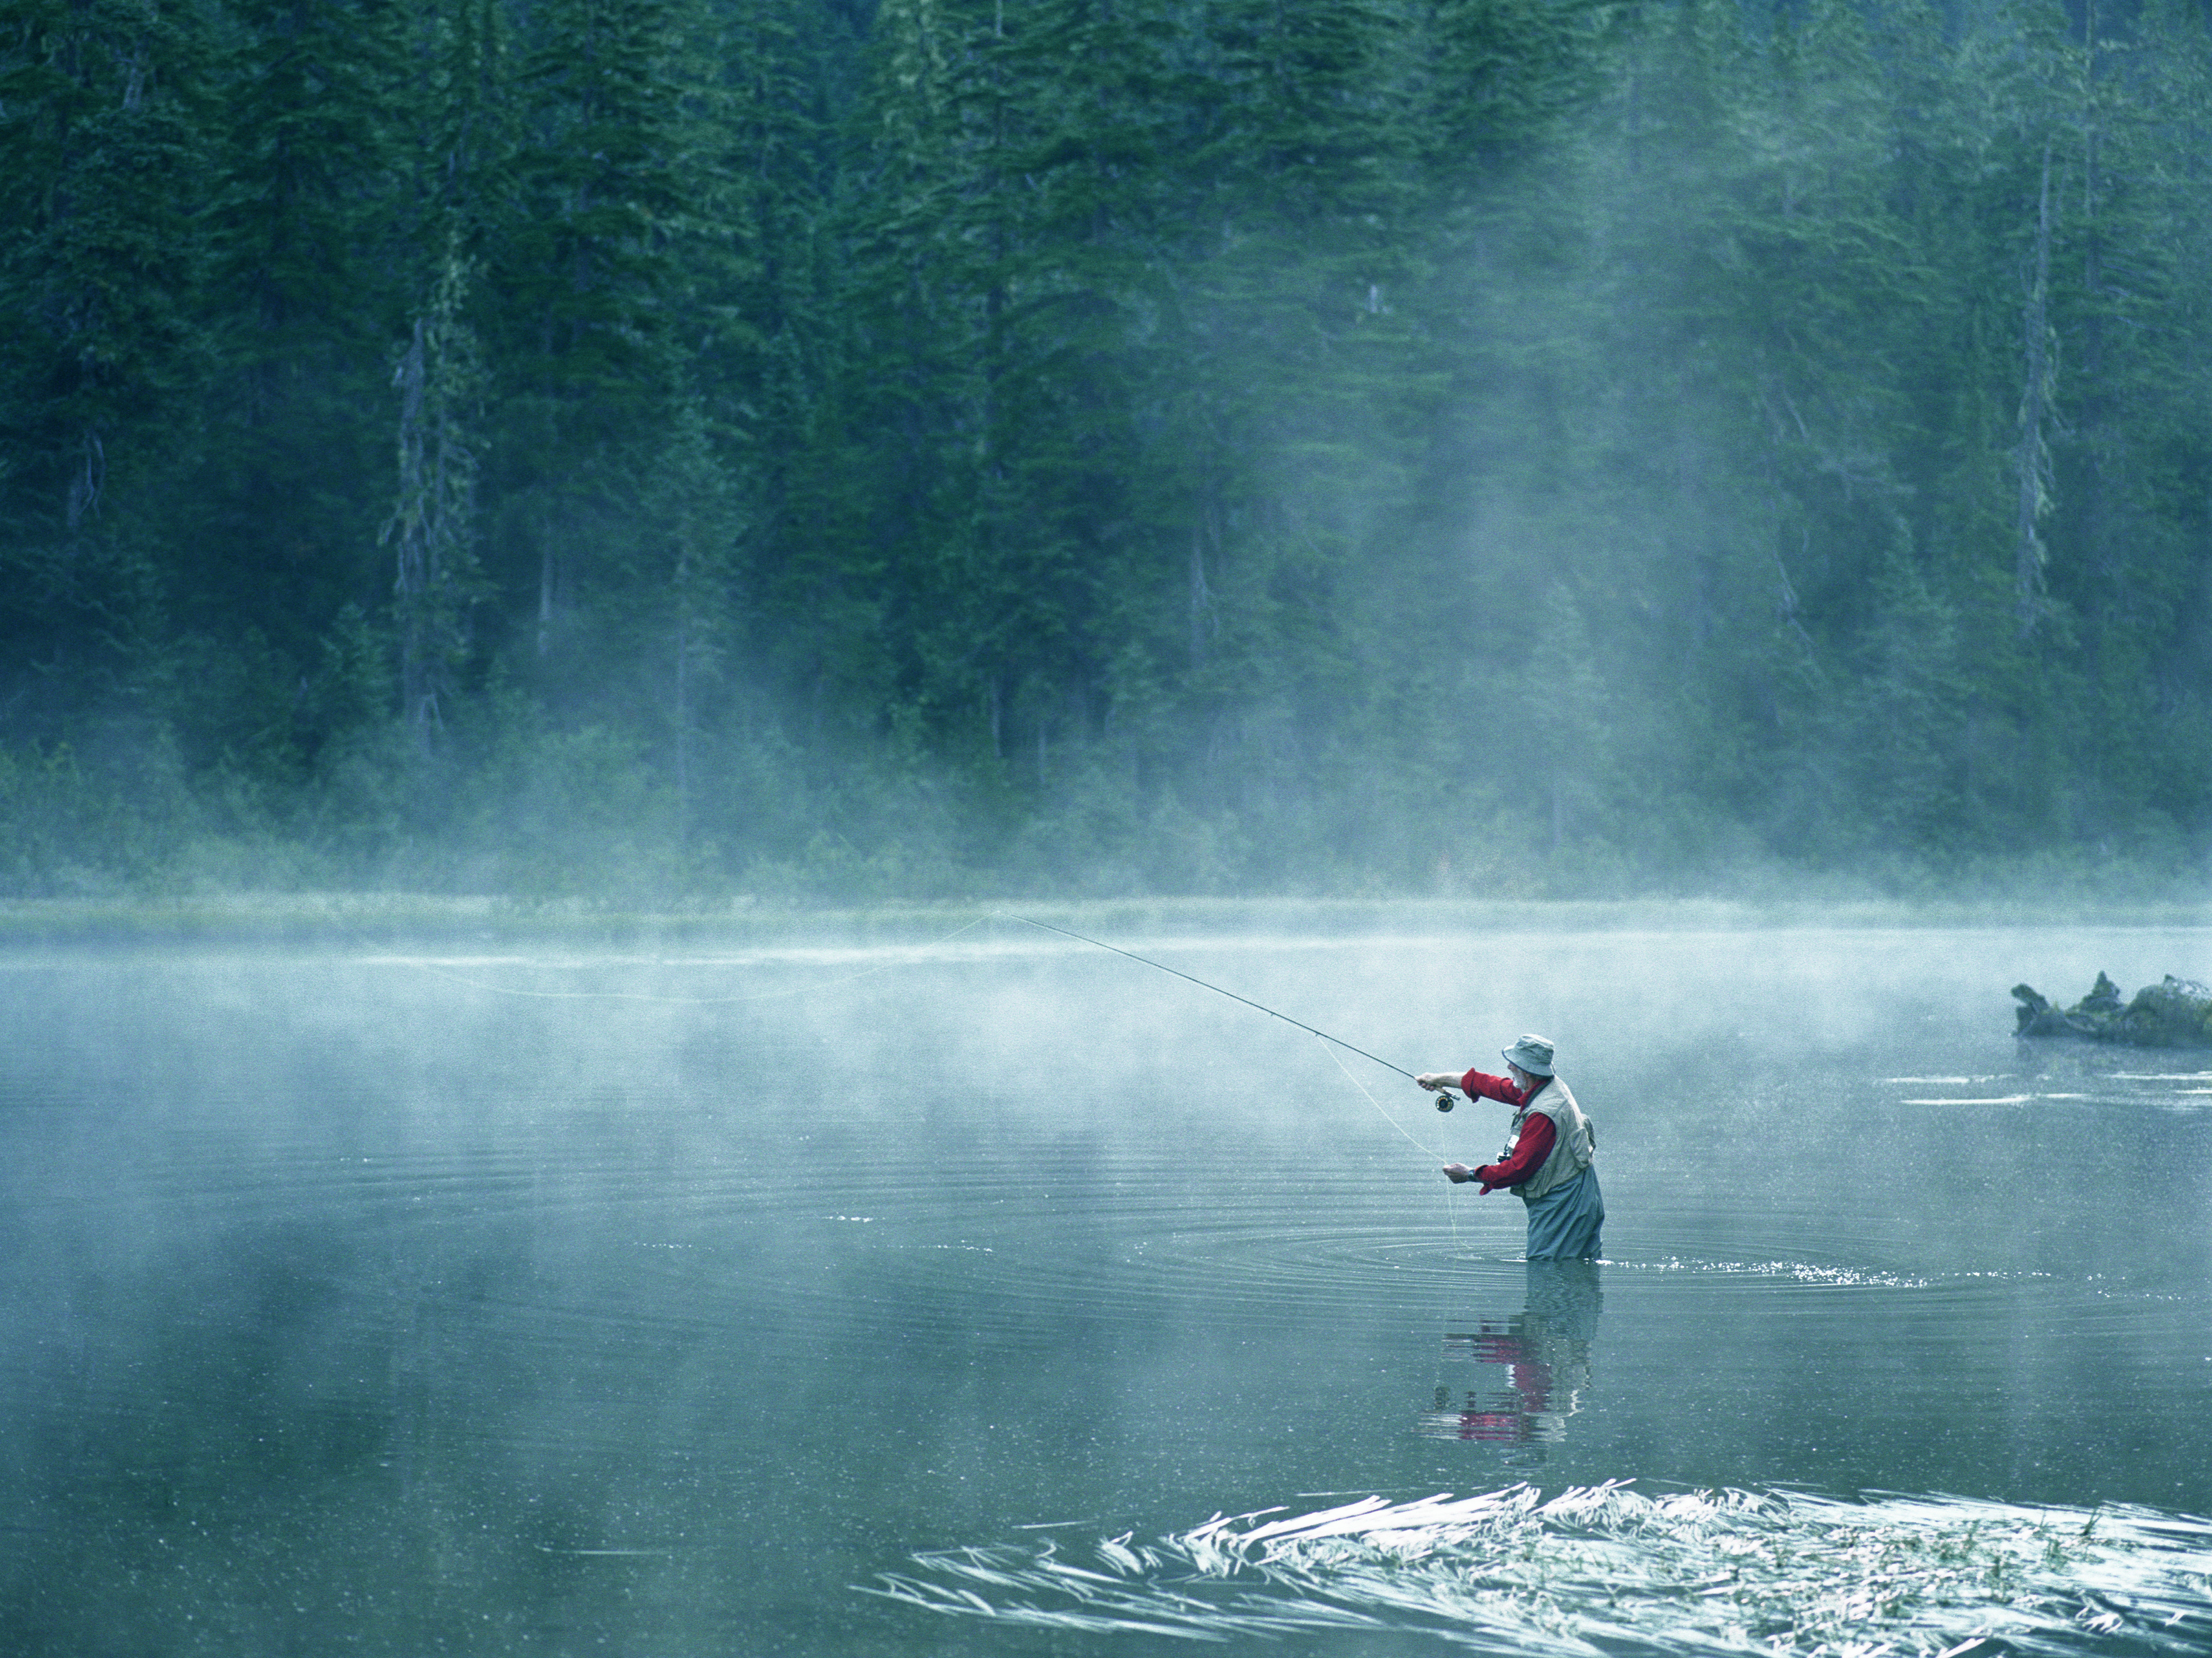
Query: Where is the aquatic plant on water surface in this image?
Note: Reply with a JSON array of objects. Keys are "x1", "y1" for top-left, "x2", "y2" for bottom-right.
[{"x1": 868, "y1": 1481, "x2": 2212, "y2": 1654}]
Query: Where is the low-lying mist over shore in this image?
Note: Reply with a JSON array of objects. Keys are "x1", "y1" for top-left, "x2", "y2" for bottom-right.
[{"x1": 4, "y1": 889, "x2": 2212, "y2": 952}]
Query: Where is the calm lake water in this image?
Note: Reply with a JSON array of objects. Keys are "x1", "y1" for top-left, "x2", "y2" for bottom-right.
[{"x1": 3, "y1": 917, "x2": 2210, "y2": 1656}]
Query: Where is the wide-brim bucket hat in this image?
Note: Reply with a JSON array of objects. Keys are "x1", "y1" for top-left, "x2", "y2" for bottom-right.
[{"x1": 1501, "y1": 1035, "x2": 1555, "y2": 1076}]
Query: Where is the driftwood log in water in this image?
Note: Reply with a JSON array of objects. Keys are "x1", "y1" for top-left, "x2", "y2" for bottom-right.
[{"x1": 2012, "y1": 973, "x2": 2212, "y2": 1046}]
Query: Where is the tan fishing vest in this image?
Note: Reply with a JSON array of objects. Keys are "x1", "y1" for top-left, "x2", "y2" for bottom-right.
[{"x1": 1504, "y1": 1077, "x2": 1596, "y2": 1204}]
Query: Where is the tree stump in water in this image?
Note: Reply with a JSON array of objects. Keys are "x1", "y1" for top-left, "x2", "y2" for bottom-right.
[{"x1": 2011, "y1": 973, "x2": 2212, "y2": 1046}]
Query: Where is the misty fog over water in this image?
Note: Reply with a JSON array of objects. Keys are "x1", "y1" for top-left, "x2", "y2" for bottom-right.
[
  {"x1": 2, "y1": 911, "x2": 2209, "y2": 1654},
  {"x1": 16, "y1": 0, "x2": 2212, "y2": 1632}
]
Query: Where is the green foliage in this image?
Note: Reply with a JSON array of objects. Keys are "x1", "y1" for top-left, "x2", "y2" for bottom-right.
[
  {"x1": 4, "y1": 0, "x2": 2212, "y2": 898},
  {"x1": 0, "y1": 737, "x2": 194, "y2": 895}
]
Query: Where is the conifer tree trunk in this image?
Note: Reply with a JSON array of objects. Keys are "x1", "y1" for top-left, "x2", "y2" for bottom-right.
[
  {"x1": 391, "y1": 319, "x2": 431, "y2": 734},
  {"x1": 2015, "y1": 143, "x2": 2056, "y2": 639},
  {"x1": 538, "y1": 550, "x2": 557, "y2": 658},
  {"x1": 385, "y1": 248, "x2": 480, "y2": 750},
  {"x1": 674, "y1": 556, "x2": 693, "y2": 833}
]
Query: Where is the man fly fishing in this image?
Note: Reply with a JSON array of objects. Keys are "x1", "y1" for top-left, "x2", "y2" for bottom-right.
[
  {"x1": 996, "y1": 918, "x2": 1604, "y2": 1254},
  {"x1": 1418, "y1": 1035, "x2": 1603, "y2": 1260}
]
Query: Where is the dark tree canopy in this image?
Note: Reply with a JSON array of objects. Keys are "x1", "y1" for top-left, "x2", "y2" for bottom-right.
[{"x1": 2, "y1": 0, "x2": 2209, "y2": 898}]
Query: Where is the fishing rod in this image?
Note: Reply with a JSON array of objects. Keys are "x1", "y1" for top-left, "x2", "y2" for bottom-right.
[{"x1": 998, "y1": 912, "x2": 1463, "y2": 1108}]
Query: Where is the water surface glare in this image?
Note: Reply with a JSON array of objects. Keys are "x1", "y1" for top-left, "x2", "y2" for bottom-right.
[{"x1": 1, "y1": 921, "x2": 2208, "y2": 1655}]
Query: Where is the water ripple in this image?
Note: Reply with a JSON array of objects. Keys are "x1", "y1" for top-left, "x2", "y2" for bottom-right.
[
  {"x1": 1630, "y1": 1257, "x2": 1941, "y2": 1289},
  {"x1": 865, "y1": 1483, "x2": 2212, "y2": 1654}
]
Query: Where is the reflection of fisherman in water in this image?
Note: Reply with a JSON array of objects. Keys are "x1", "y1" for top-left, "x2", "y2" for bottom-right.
[
  {"x1": 1418, "y1": 1034, "x2": 1603, "y2": 1260},
  {"x1": 1421, "y1": 1260, "x2": 1603, "y2": 1455}
]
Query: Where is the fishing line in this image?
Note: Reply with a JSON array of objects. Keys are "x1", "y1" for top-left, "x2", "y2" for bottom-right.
[
  {"x1": 1319, "y1": 1037, "x2": 1443, "y2": 1161},
  {"x1": 999, "y1": 912, "x2": 1467, "y2": 1240},
  {"x1": 1320, "y1": 1037, "x2": 1458, "y2": 1248},
  {"x1": 996, "y1": 913, "x2": 1420, "y2": 1083}
]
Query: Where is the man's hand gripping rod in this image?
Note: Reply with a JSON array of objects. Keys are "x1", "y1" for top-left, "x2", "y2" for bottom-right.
[{"x1": 1414, "y1": 1069, "x2": 1467, "y2": 1112}]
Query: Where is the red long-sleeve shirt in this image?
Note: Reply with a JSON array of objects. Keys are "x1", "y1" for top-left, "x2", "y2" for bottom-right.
[{"x1": 1459, "y1": 1068, "x2": 1556, "y2": 1193}]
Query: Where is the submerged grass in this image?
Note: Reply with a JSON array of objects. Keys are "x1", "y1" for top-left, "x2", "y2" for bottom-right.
[{"x1": 864, "y1": 1483, "x2": 2212, "y2": 1653}]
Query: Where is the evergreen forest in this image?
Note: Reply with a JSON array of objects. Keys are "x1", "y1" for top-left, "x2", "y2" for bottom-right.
[{"x1": 7, "y1": 0, "x2": 2212, "y2": 901}]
